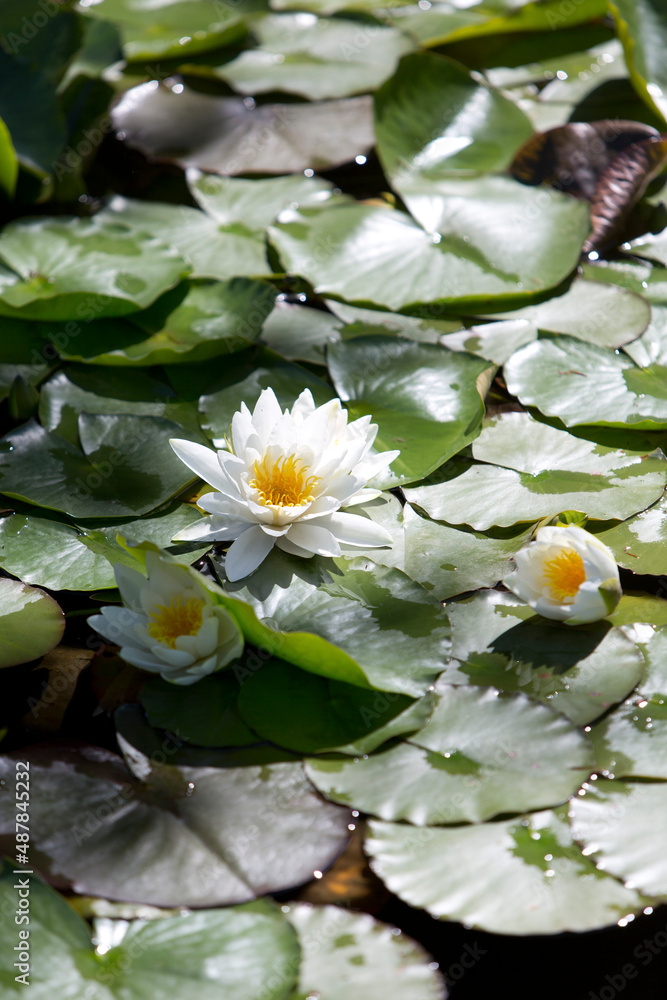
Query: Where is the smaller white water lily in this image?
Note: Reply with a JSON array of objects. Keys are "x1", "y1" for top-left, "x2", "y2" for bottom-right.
[
  {"x1": 503, "y1": 525, "x2": 622, "y2": 625},
  {"x1": 88, "y1": 551, "x2": 244, "y2": 684},
  {"x1": 169, "y1": 387, "x2": 399, "y2": 582}
]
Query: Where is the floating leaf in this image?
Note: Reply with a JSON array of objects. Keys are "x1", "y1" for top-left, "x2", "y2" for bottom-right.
[
  {"x1": 570, "y1": 778, "x2": 667, "y2": 899},
  {"x1": 218, "y1": 13, "x2": 413, "y2": 100},
  {"x1": 365, "y1": 808, "x2": 644, "y2": 935},
  {"x1": 596, "y1": 493, "x2": 667, "y2": 574},
  {"x1": 186, "y1": 169, "x2": 336, "y2": 229},
  {"x1": 285, "y1": 902, "x2": 446, "y2": 1000},
  {"x1": 0, "y1": 217, "x2": 188, "y2": 321},
  {"x1": 404, "y1": 412, "x2": 666, "y2": 529},
  {"x1": 0, "y1": 578, "x2": 64, "y2": 668},
  {"x1": 608, "y1": 0, "x2": 667, "y2": 123},
  {"x1": 0, "y1": 736, "x2": 350, "y2": 907},
  {"x1": 236, "y1": 656, "x2": 433, "y2": 755},
  {"x1": 307, "y1": 684, "x2": 593, "y2": 825},
  {"x1": 222, "y1": 551, "x2": 450, "y2": 697},
  {"x1": 328, "y1": 335, "x2": 491, "y2": 487},
  {"x1": 0, "y1": 505, "x2": 210, "y2": 592},
  {"x1": 0, "y1": 415, "x2": 199, "y2": 519},
  {"x1": 142, "y1": 673, "x2": 258, "y2": 749},
  {"x1": 504, "y1": 335, "x2": 667, "y2": 428},
  {"x1": 77, "y1": 0, "x2": 250, "y2": 60},
  {"x1": 0, "y1": 861, "x2": 301, "y2": 1000},
  {"x1": 112, "y1": 82, "x2": 374, "y2": 175},
  {"x1": 444, "y1": 590, "x2": 645, "y2": 725}
]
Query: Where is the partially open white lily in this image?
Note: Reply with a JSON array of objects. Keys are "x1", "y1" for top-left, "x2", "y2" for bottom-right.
[
  {"x1": 88, "y1": 551, "x2": 244, "y2": 684},
  {"x1": 503, "y1": 525, "x2": 622, "y2": 625},
  {"x1": 170, "y1": 387, "x2": 399, "y2": 582}
]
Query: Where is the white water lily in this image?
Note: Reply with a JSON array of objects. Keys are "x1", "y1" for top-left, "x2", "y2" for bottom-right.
[
  {"x1": 88, "y1": 551, "x2": 244, "y2": 684},
  {"x1": 170, "y1": 387, "x2": 400, "y2": 582},
  {"x1": 503, "y1": 525, "x2": 622, "y2": 625}
]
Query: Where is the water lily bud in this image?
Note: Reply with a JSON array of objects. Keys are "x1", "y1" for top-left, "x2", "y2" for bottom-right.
[
  {"x1": 88, "y1": 551, "x2": 244, "y2": 684},
  {"x1": 503, "y1": 525, "x2": 622, "y2": 625},
  {"x1": 169, "y1": 387, "x2": 399, "y2": 581}
]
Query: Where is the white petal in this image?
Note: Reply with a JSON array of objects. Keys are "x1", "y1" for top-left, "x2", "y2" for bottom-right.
[
  {"x1": 152, "y1": 645, "x2": 195, "y2": 668},
  {"x1": 172, "y1": 515, "x2": 246, "y2": 542},
  {"x1": 225, "y1": 524, "x2": 276, "y2": 581},
  {"x1": 290, "y1": 388, "x2": 317, "y2": 421},
  {"x1": 169, "y1": 439, "x2": 228, "y2": 491},
  {"x1": 286, "y1": 522, "x2": 341, "y2": 557},
  {"x1": 193, "y1": 614, "x2": 220, "y2": 658},
  {"x1": 275, "y1": 534, "x2": 314, "y2": 558},
  {"x1": 326, "y1": 511, "x2": 393, "y2": 547},
  {"x1": 355, "y1": 449, "x2": 401, "y2": 481},
  {"x1": 112, "y1": 564, "x2": 147, "y2": 613},
  {"x1": 88, "y1": 606, "x2": 147, "y2": 648},
  {"x1": 251, "y1": 388, "x2": 283, "y2": 444},
  {"x1": 117, "y1": 647, "x2": 164, "y2": 672}
]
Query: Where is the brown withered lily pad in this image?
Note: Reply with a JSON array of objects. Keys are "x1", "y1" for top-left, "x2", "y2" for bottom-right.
[{"x1": 511, "y1": 120, "x2": 667, "y2": 253}]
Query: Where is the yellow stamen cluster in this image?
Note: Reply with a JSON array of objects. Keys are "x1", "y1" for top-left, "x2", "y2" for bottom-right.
[
  {"x1": 250, "y1": 453, "x2": 320, "y2": 507},
  {"x1": 147, "y1": 596, "x2": 205, "y2": 648},
  {"x1": 543, "y1": 549, "x2": 586, "y2": 601}
]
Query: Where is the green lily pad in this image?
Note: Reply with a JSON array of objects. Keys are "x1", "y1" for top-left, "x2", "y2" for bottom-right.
[
  {"x1": 570, "y1": 779, "x2": 667, "y2": 899},
  {"x1": 404, "y1": 412, "x2": 666, "y2": 529},
  {"x1": 328, "y1": 335, "x2": 491, "y2": 487},
  {"x1": 0, "y1": 861, "x2": 300, "y2": 1000},
  {"x1": 222, "y1": 551, "x2": 451, "y2": 697},
  {"x1": 0, "y1": 737, "x2": 350, "y2": 907},
  {"x1": 0, "y1": 115, "x2": 17, "y2": 197},
  {"x1": 236, "y1": 656, "x2": 433, "y2": 755},
  {"x1": 444, "y1": 590, "x2": 645, "y2": 725},
  {"x1": 259, "y1": 300, "x2": 342, "y2": 364},
  {"x1": 504, "y1": 335, "x2": 667, "y2": 429},
  {"x1": 284, "y1": 902, "x2": 446, "y2": 1000},
  {"x1": 59, "y1": 279, "x2": 277, "y2": 366},
  {"x1": 98, "y1": 198, "x2": 271, "y2": 281},
  {"x1": 218, "y1": 13, "x2": 413, "y2": 100},
  {"x1": 112, "y1": 82, "x2": 374, "y2": 175},
  {"x1": 198, "y1": 356, "x2": 334, "y2": 441},
  {"x1": 475, "y1": 278, "x2": 650, "y2": 349},
  {"x1": 0, "y1": 505, "x2": 210, "y2": 592},
  {"x1": 0, "y1": 414, "x2": 199, "y2": 519},
  {"x1": 306, "y1": 684, "x2": 593, "y2": 824},
  {"x1": 596, "y1": 494, "x2": 667, "y2": 574},
  {"x1": 141, "y1": 672, "x2": 258, "y2": 748},
  {"x1": 0, "y1": 578, "x2": 64, "y2": 668},
  {"x1": 0, "y1": 217, "x2": 188, "y2": 320},
  {"x1": 0, "y1": 49, "x2": 66, "y2": 177},
  {"x1": 609, "y1": 0, "x2": 667, "y2": 122},
  {"x1": 269, "y1": 193, "x2": 589, "y2": 313},
  {"x1": 38, "y1": 366, "x2": 200, "y2": 446},
  {"x1": 365, "y1": 808, "x2": 644, "y2": 934},
  {"x1": 187, "y1": 170, "x2": 336, "y2": 230},
  {"x1": 77, "y1": 0, "x2": 250, "y2": 60}
]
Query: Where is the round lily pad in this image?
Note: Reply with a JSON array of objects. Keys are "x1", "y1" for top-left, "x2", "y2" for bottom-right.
[{"x1": 0, "y1": 577, "x2": 64, "y2": 668}]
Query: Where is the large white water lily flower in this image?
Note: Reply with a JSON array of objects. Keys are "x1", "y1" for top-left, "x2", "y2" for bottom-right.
[
  {"x1": 503, "y1": 525, "x2": 622, "y2": 625},
  {"x1": 87, "y1": 551, "x2": 244, "y2": 684},
  {"x1": 169, "y1": 387, "x2": 400, "y2": 582}
]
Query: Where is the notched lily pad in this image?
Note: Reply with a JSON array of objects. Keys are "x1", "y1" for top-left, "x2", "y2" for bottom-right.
[{"x1": 0, "y1": 736, "x2": 350, "y2": 907}]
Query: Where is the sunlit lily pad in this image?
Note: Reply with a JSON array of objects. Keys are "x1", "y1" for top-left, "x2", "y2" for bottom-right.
[
  {"x1": 504, "y1": 335, "x2": 667, "y2": 429},
  {"x1": 443, "y1": 590, "x2": 645, "y2": 725},
  {"x1": 0, "y1": 217, "x2": 188, "y2": 320},
  {"x1": 570, "y1": 779, "x2": 667, "y2": 899},
  {"x1": 0, "y1": 861, "x2": 301, "y2": 1000},
  {"x1": 307, "y1": 684, "x2": 593, "y2": 824},
  {"x1": 366, "y1": 807, "x2": 644, "y2": 934},
  {"x1": 222, "y1": 551, "x2": 451, "y2": 697},
  {"x1": 0, "y1": 506, "x2": 211, "y2": 592},
  {"x1": 404, "y1": 412, "x2": 666, "y2": 529},
  {"x1": 0, "y1": 578, "x2": 64, "y2": 668},
  {"x1": 284, "y1": 902, "x2": 446, "y2": 1000},
  {"x1": 218, "y1": 13, "x2": 413, "y2": 99},
  {"x1": 328, "y1": 335, "x2": 491, "y2": 487},
  {"x1": 113, "y1": 82, "x2": 374, "y2": 174}
]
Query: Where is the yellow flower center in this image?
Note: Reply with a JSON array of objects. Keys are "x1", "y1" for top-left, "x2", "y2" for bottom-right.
[
  {"x1": 543, "y1": 549, "x2": 586, "y2": 601},
  {"x1": 147, "y1": 596, "x2": 205, "y2": 648},
  {"x1": 249, "y1": 453, "x2": 320, "y2": 507}
]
